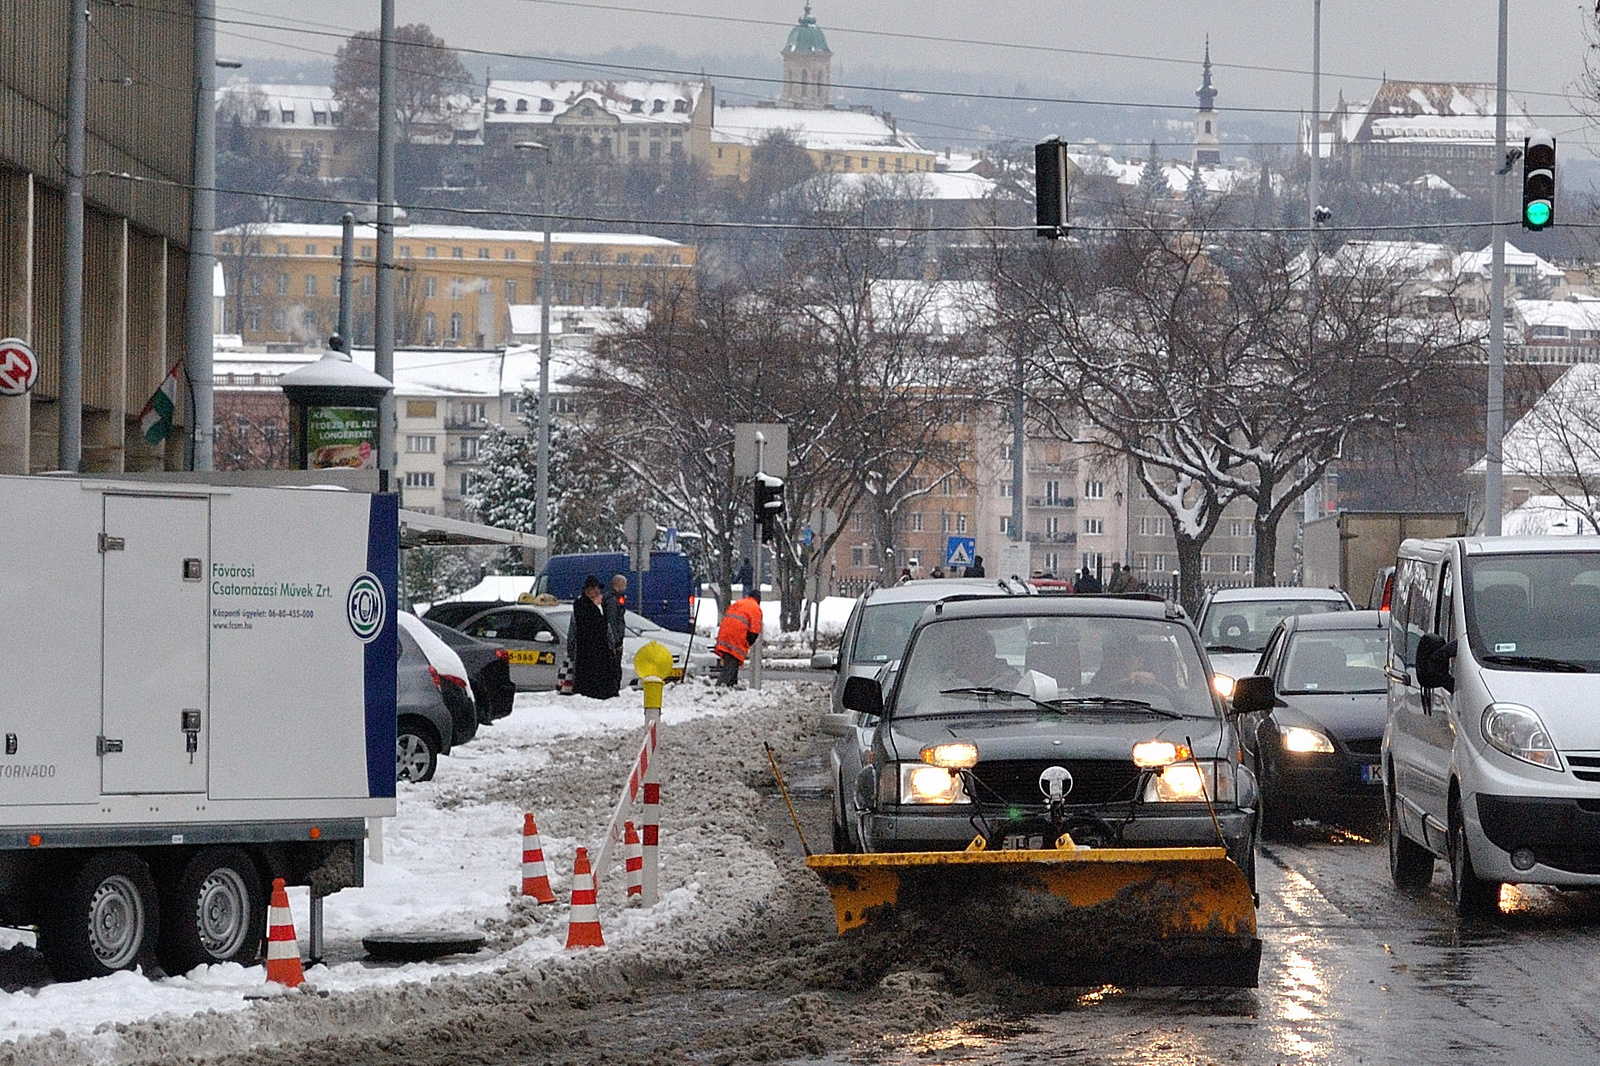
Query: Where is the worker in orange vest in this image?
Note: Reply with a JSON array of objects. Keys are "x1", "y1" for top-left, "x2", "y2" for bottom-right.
[{"x1": 715, "y1": 591, "x2": 764, "y2": 687}]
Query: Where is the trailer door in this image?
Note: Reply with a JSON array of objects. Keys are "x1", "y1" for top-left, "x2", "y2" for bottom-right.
[{"x1": 101, "y1": 495, "x2": 210, "y2": 794}]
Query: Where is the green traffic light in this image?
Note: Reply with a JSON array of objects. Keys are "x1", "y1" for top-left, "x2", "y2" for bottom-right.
[{"x1": 1525, "y1": 201, "x2": 1552, "y2": 228}]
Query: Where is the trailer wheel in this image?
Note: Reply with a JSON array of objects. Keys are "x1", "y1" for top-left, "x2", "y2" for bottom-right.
[
  {"x1": 40, "y1": 851, "x2": 161, "y2": 981},
  {"x1": 397, "y1": 718, "x2": 439, "y2": 782},
  {"x1": 160, "y1": 847, "x2": 266, "y2": 974}
]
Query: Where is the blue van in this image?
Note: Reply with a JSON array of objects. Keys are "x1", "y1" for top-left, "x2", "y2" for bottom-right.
[{"x1": 535, "y1": 551, "x2": 696, "y2": 633}]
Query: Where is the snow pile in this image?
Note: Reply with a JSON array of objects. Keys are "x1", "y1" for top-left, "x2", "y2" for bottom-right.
[{"x1": 0, "y1": 682, "x2": 819, "y2": 1065}]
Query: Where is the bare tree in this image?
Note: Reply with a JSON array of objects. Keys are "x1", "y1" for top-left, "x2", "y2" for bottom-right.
[
  {"x1": 332, "y1": 24, "x2": 472, "y2": 144},
  {"x1": 1496, "y1": 364, "x2": 1600, "y2": 532}
]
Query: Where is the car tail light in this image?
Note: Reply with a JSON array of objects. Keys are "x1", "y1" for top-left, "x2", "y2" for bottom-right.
[
  {"x1": 495, "y1": 648, "x2": 510, "y2": 663},
  {"x1": 428, "y1": 665, "x2": 468, "y2": 691},
  {"x1": 428, "y1": 665, "x2": 442, "y2": 691},
  {"x1": 1380, "y1": 573, "x2": 1394, "y2": 611}
]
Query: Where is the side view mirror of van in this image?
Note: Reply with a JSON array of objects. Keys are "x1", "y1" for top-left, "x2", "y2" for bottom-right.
[
  {"x1": 842, "y1": 676, "x2": 884, "y2": 716},
  {"x1": 1416, "y1": 634, "x2": 1457, "y2": 692}
]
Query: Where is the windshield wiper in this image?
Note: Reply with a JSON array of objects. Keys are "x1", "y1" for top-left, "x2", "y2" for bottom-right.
[
  {"x1": 1047, "y1": 696, "x2": 1184, "y2": 720},
  {"x1": 1206, "y1": 644, "x2": 1259, "y2": 655},
  {"x1": 939, "y1": 686, "x2": 1054, "y2": 710},
  {"x1": 1481, "y1": 653, "x2": 1588, "y2": 673}
]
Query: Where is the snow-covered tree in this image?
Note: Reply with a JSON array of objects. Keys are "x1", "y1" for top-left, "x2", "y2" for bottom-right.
[
  {"x1": 402, "y1": 546, "x2": 477, "y2": 608},
  {"x1": 1138, "y1": 141, "x2": 1166, "y2": 200}
]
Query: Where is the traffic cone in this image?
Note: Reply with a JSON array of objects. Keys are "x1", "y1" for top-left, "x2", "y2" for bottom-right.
[
  {"x1": 624, "y1": 820, "x2": 643, "y2": 902},
  {"x1": 564, "y1": 847, "x2": 605, "y2": 949},
  {"x1": 264, "y1": 877, "x2": 305, "y2": 988},
  {"x1": 521, "y1": 813, "x2": 557, "y2": 903}
]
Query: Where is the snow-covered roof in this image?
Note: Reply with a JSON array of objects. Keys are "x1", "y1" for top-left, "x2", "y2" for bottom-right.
[
  {"x1": 1469, "y1": 363, "x2": 1600, "y2": 476},
  {"x1": 1503, "y1": 495, "x2": 1600, "y2": 535},
  {"x1": 788, "y1": 169, "x2": 997, "y2": 207},
  {"x1": 485, "y1": 80, "x2": 705, "y2": 127},
  {"x1": 212, "y1": 344, "x2": 587, "y2": 397},
  {"x1": 1072, "y1": 152, "x2": 1258, "y2": 195},
  {"x1": 1453, "y1": 242, "x2": 1566, "y2": 280},
  {"x1": 506, "y1": 304, "x2": 649, "y2": 337},
  {"x1": 1514, "y1": 297, "x2": 1600, "y2": 337},
  {"x1": 215, "y1": 83, "x2": 340, "y2": 129},
  {"x1": 1290, "y1": 239, "x2": 1455, "y2": 282},
  {"x1": 711, "y1": 105, "x2": 927, "y2": 154},
  {"x1": 220, "y1": 222, "x2": 684, "y2": 249}
]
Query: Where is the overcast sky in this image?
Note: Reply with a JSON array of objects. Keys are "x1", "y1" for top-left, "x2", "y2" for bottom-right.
[{"x1": 222, "y1": 1, "x2": 1599, "y2": 147}]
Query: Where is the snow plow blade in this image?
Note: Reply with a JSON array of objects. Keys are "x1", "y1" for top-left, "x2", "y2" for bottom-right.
[{"x1": 806, "y1": 846, "x2": 1260, "y2": 988}]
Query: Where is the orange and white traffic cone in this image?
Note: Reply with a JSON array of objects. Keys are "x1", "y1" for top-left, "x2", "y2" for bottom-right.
[
  {"x1": 624, "y1": 820, "x2": 643, "y2": 903},
  {"x1": 564, "y1": 847, "x2": 605, "y2": 949},
  {"x1": 521, "y1": 813, "x2": 557, "y2": 903},
  {"x1": 264, "y1": 877, "x2": 305, "y2": 988}
]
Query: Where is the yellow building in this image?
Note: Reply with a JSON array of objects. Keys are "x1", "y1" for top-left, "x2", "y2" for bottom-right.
[
  {"x1": 707, "y1": 106, "x2": 937, "y2": 182},
  {"x1": 217, "y1": 223, "x2": 695, "y2": 349}
]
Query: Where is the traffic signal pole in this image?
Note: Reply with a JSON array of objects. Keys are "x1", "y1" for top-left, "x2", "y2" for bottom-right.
[{"x1": 1484, "y1": 0, "x2": 1509, "y2": 537}]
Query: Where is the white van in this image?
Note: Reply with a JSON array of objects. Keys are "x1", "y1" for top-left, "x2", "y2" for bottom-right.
[{"x1": 1385, "y1": 536, "x2": 1600, "y2": 917}]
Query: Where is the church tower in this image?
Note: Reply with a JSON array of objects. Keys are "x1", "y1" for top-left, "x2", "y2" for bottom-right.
[
  {"x1": 781, "y1": 3, "x2": 832, "y2": 109},
  {"x1": 1193, "y1": 38, "x2": 1220, "y2": 166}
]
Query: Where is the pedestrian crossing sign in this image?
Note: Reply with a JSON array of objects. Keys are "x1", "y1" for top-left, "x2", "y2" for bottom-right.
[{"x1": 946, "y1": 537, "x2": 976, "y2": 568}]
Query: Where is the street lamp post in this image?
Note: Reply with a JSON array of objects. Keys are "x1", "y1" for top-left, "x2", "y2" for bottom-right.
[{"x1": 516, "y1": 142, "x2": 553, "y2": 571}]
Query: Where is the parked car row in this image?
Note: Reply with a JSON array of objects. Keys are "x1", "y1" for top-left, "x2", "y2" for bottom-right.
[{"x1": 394, "y1": 612, "x2": 516, "y2": 783}]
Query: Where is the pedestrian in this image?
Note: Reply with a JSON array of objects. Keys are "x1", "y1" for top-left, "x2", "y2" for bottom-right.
[
  {"x1": 898, "y1": 567, "x2": 913, "y2": 584},
  {"x1": 734, "y1": 557, "x2": 753, "y2": 593},
  {"x1": 569, "y1": 576, "x2": 618, "y2": 699},
  {"x1": 930, "y1": 566, "x2": 946, "y2": 579},
  {"x1": 1076, "y1": 566, "x2": 1103, "y2": 594},
  {"x1": 966, "y1": 555, "x2": 986, "y2": 578},
  {"x1": 1106, "y1": 562, "x2": 1131, "y2": 594},
  {"x1": 604, "y1": 573, "x2": 628, "y2": 690},
  {"x1": 714, "y1": 590, "x2": 764, "y2": 687}
]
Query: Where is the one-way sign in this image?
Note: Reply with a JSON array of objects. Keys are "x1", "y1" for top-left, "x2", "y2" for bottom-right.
[{"x1": 946, "y1": 536, "x2": 976, "y2": 568}]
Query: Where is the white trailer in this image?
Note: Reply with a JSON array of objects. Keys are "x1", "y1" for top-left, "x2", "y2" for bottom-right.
[{"x1": 0, "y1": 476, "x2": 397, "y2": 980}]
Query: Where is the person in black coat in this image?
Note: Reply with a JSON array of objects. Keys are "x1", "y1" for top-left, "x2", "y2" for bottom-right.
[{"x1": 570, "y1": 576, "x2": 618, "y2": 699}]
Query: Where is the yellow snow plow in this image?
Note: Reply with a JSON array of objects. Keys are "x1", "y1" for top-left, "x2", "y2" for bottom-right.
[{"x1": 806, "y1": 843, "x2": 1261, "y2": 987}]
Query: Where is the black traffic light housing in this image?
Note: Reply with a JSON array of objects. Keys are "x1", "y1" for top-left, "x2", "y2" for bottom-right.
[
  {"x1": 753, "y1": 473, "x2": 785, "y2": 543},
  {"x1": 1522, "y1": 129, "x2": 1555, "y2": 231},
  {"x1": 1035, "y1": 137, "x2": 1069, "y2": 239}
]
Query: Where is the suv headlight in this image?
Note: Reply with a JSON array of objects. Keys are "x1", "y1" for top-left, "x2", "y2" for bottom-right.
[
  {"x1": 1280, "y1": 726, "x2": 1335, "y2": 754},
  {"x1": 1482, "y1": 703, "x2": 1563, "y2": 771},
  {"x1": 895, "y1": 762, "x2": 971, "y2": 805},
  {"x1": 1143, "y1": 760, "x2": 1238, "y2": 804}
]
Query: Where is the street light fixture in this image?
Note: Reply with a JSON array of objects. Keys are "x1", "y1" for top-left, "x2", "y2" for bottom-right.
[{"x1": 515, "y1": 141, "x2": 554, "y2": 570}]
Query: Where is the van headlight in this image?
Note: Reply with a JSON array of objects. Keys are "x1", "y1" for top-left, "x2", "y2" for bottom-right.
[
  {"x1": 1143, "y1": 760, "x2": 1238, "y2": 804},
  {"x1": 1482, "y1": 703, "x2": 1563, "y2": 771},
  {"x1": 896, "y1": 762, "x2": 971, "y2": 805}
]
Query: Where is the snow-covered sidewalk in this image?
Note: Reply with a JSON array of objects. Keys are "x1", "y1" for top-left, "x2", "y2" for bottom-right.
[{"x1": 0, "y1": 681, "x2": 818, "y2": 1065}]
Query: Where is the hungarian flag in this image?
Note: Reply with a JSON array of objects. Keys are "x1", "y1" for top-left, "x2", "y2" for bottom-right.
[{"x1": 139, "y1": 361, "x2": 183, "y2": 445}]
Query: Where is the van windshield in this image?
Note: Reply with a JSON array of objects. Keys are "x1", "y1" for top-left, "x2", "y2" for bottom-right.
[{"x1": 1464, "y1": 553, "x2": 1600, "y2": 672}]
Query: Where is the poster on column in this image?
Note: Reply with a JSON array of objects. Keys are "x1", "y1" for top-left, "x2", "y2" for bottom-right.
[{"x1": 307, "y1": 406, "x2": 378, "y2": 470}]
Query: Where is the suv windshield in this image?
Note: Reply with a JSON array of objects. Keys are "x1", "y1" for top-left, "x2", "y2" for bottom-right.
[
  {"x1": 1281, "y1": 629, "x2": 1388, "y2": 693},
  {"x1": 1201, "y1": 598, "x2": 1348, "y2": 654},
  {"x1": 852, "y1": 602, "x2": 931, "y2": 664},
  {"x1": 893, "y1": 614, "x2": 1217, "y2": 719},
  {"x1": 1464, "y1": 552, "x2": 1600, "y2": 671}
]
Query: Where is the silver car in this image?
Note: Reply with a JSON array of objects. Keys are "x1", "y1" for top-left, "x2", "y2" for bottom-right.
[
  {"x1": 818, "y1": 579, "x2": 1018, "y2": 851},
  {"x1": 1196, "y1": 586, "x2": 1354, "y2": 682}
]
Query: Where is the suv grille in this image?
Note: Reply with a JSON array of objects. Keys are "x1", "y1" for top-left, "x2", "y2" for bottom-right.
[{"x1": 969, "y1": 759, "x2": 1142, "y2": 807}]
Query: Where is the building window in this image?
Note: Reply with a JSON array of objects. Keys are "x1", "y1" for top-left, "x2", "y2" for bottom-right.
[
  {"x1": 1046, "y1": 516, "x2": 1061, "y2": 537},
  {"x1": 406, "y1": 435, "x2": 436, "y2": 453},
  {"x1": 459, "y1": 436, "x2": 480, "y2": 461},
  {"x1": 450, "y1": 278, "x2": 463, "y2": 299},
  {"x1": 1138, "y1": 516, "x2": 1166, "y2": 536},
  {"x1": 460, "y1": 474, "x2": 470, "y2": 495},
  {"x1": 272, "y1": 309, "x2": 287, "y2": 330},
  {"x1": 276, "y1": 273, "x2": 289, "y2": 295},
  {"x1": 448, "y1": 313, "x2": 463, "y2": 342},
  {"x1": 1229, "y1": 520, "x2": 1242, "y2": 537},
  {"x1": 451, "y1": 248, "x2": 464, "y2": 259},
  {"x1": 425, "y1": 247, "x2": 437, "y2": 258},
  {"x1": 505, "y1": 279, "x2": 517, "y2": 302},
  {"x1": 403, "y1": 471, "x2": 436, "y2": 488},
  {"x1": 999, "y1": 482, "x2": 1012, "y2": 498},
  {"x1": 424, "y1": 276, "x2": 437, "y2": 298},
  {"x1": 1082, "y1": 551, "x2": 1103, "y2": 572},
  {"x1": 360, "y1": 276, "x2": 372, "y2": 296},
  {"x1": 1000, "y1": 516, "x2": 1012, "y2": 536},
  {"x1": 911, "y1": 513, "x2": 923, "y2": 532},
  {"x1": 1083, "y1": 518, "x2": 1104, "y2": 535},
  {"x1": 1045, "y1": 480, "x2": 1061, "y2": 505},
  {"x1": 504, "y1": 249, "x2": 516, "y2": 260},
  {"x1": 1151, "y1": 554, "x2": 1165, "y2": 572},
  {"x1": 1232, "y1": 554, "x2": 1249, "y2": 573},
  {"x1": 245, "y1": 310, "x2": 261, "y2": 331},
  {"x1": 942, "y1": 513, "x2": 952, "y2": 532},
  {"x1": 458, "y1": 402, "x2": 485, "y2": 424},
  {"x1": 957, "y1": 514, "x2": 968, "y2": 533},
  {"x1": 423, "y1": 313, "x2": 437, "y2": 344},
  {"x1": 1084, "y1": 480, "x2": 1105, "y2": 499},
  {"x1": 478, "y1": 248, "x2": 490, "y2": 259},
  {"x1": 1043, "y1": 553, "x2": 1058, "y2": 574},
  {"x1": 1201, "y1": 555, "x2": 1213, "y2": 573},
  {"x1": 851, "y1": 547, "x2": 864, "y2": 566},
  {"x1": 304, "y1": 275, "x2": 317, "y2": 296},
  {"x1": 398, "y1": 275, "x2": 410, "y2": 298}
]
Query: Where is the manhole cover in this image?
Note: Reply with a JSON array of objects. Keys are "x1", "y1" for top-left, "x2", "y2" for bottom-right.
[{"x1": 362, "y1": 932, "x2": 486, "y2": 962}]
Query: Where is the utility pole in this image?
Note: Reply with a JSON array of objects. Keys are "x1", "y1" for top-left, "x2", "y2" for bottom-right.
[
  {"x1": 1484, "y1": 0, "x2": 1509, "y2": 536},
  {"x1": 60, "y1": 0, "x2": 88, "y2": 471},
  {"x1": 1303, "y1": 0, "x2": 1322, "y2": 522},
  {"x1": 185, "y1": 0, "x2": 217, "y2": 471},
  {"x1": 1010, "y1": 336, "x2": 1024, "y2": 552},
  {"x1": 336, "y1": 212, "x2": 354, "y2": 352},
  {"x1": 537, "y1": 217, "x2": 552, "y2": 570},
  {"x1": 373, "y1": 0, "x2": 397, "y2": 492}
]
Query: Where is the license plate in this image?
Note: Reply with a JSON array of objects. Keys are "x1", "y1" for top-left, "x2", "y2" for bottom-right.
[
  {"x1": 508, "y1": 649, "x2": 556, "y2": 666},
  {"x1": 1360, "y1": 763, "x2": 1381, "y2": 785},
  {"x1": 1001, "y1": 833, "x2": 1045, "y2": 851}
]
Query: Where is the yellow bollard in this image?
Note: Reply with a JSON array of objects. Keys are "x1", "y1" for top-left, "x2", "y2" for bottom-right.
[
  {"x1": 633, "y1": 641, "x2": 673, "y2": 712},
  {"x1": 631, "y1": 641, "x2": 673, "y2": 905}
]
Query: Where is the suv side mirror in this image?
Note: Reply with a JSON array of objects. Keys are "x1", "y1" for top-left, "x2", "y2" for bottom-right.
[
  {"x1": 811, "y1": 650, "x2": 839, "y2": 671},
  {"x1": 842, "y1": 676, "x2": 883, "y2": 716},
  {"x1": 1230, "y1": 675, "x2": 1276, "y2": 716},
  {"x1": 1416, "y1": 634, "x2": 1456, "y2": 692}
]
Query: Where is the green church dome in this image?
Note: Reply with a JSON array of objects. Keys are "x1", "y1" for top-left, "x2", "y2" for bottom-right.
[{"x1": 784, "y1": 5, "x2": 830, "y2": 54}]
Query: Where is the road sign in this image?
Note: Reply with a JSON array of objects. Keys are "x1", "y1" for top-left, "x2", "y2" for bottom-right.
[
  {"x1": 733, "y1": 423, "x2": 788, "y2": 476},
  {"x1": 946, "y1": 536, "x2": 977, "y2": 568},
  {"x1": 623, "y1": 509, "x2": 656, "y2": 573},
  {"x1": 0, "y1": 338, "x2": 37, "y2": 397},
  {"x1": 800, "y1": 525, "x2": 813, "y2": 547}
]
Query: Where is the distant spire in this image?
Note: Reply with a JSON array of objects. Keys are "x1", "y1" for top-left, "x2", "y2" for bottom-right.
[{"x1": 1196, "y1": 36, "x2": 1217, "y2": 113}]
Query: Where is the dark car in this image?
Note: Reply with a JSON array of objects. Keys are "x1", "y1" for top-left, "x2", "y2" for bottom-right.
[
  {"x1": 1238, "y1": 610, "x2": 1390, "y2": 838},
  {"x1": 829, "y1": 595, "x2": 1260, "y2": 887},
  {"x1": 423, "y1": 618, "x2": 515, "y2": 725}
]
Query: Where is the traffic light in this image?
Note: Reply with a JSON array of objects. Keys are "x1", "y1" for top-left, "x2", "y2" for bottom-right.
[
  {"x1": 1035, "y1": 137, "x2": 1069, "y2": 239},
  {"x1": 753, "y1": 473, "x2": 785, "y2": 543},
  {"x1": 1522, "y1": 129, "x2": 1555, "y2": 231}
]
